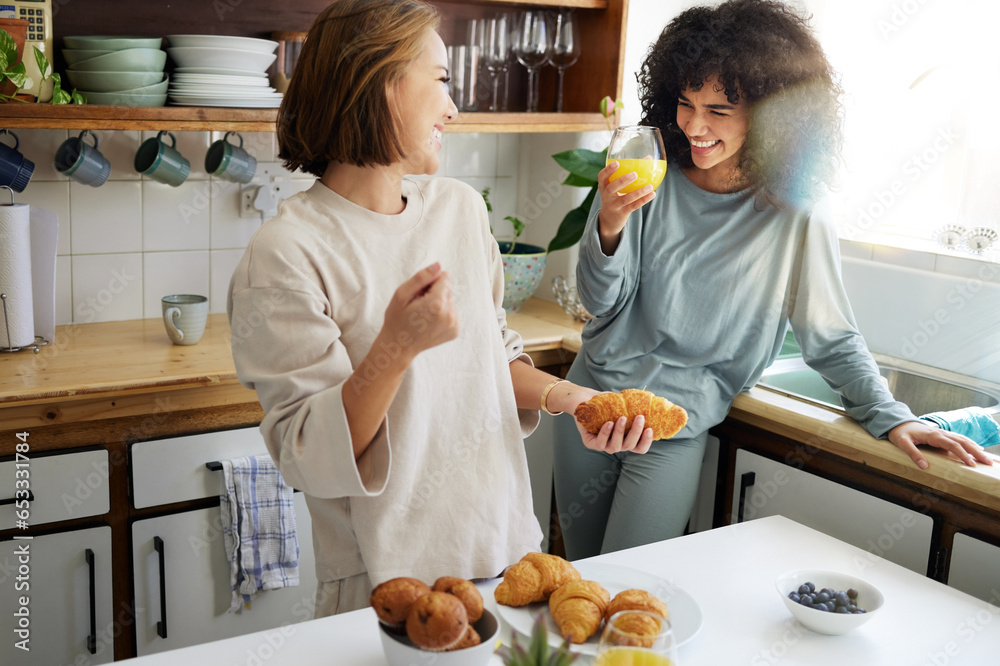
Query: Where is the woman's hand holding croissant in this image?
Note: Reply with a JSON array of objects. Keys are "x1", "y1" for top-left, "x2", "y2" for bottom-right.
[{"x1": 544, "y1": 383, "x2": 655, "y2": 455}]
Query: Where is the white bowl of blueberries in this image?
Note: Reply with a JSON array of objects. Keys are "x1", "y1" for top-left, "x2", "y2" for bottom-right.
[{"x1": 775, "y1": 569, "x2": 884, "y2": 635}]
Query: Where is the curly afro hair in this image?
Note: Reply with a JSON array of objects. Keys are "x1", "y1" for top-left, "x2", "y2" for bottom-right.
[{"x1": 638, "y1": 0, "x2": 843, "y2": 208}]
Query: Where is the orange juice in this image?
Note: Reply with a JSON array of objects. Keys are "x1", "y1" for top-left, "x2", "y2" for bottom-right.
[
  {"x1": 595, "y1": 647, "x2": 674, "y2": 666},
  {"x1": 606, "y1": 158, "x2": 667, "y2": 193}
]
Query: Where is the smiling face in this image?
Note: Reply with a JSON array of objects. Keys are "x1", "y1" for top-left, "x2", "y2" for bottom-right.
[
  {"x1": 388, "y1": 27, "x2": 458, "y2": 177},
  {"x1": 675, "y1": 76, "x2": 750, "y2": 192}
]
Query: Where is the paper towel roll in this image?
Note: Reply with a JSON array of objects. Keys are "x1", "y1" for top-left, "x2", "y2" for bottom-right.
[{"x1": 0, "y1": 204, "x2": 35, "y2": 348}]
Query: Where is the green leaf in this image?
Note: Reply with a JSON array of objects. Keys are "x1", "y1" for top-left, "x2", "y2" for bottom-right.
[
  {"x1": 506, "y1": 216, "x2": 525, "y2": 240},
  {"x1": 552, "y1": 148, "x2": 607, "y2": 182},
  {"x1": 481, "y1": 186, "x2": 493, "y2": 213},
  {"x1": 562, "y1": 172, "x2": 596, "y2": 188},
  {"x1": 71, "y1": 89, "x2": 87, "y2": 105},
  {"x1": 0, "y1": 29, "x2": 16, "y2": 68},
  {"x1": 547, "y1": 186, "x2": 597, "y2": 253},
  {"x1": 32, "y1": 45, "x2": 49, "y2": 78},
  {"x1": 6, "y1": 62, "x2": 28, "y2": 90}
]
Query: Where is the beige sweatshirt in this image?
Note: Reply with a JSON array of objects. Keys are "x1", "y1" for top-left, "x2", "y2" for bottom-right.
[{"x1": 227, "y1": 177, "x2": 542, "y2": 586}]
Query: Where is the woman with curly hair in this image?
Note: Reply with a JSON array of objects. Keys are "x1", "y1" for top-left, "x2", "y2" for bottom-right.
[{"x1": 552, "y1": 0, "x2": 992, "y2": 560}]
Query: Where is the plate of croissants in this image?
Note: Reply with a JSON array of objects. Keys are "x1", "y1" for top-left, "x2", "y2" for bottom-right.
[{"x1": 494, "y1": 552, "x2": 703, "y2": 655}]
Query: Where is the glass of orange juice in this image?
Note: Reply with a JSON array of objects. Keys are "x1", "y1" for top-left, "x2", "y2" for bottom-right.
[
  {"x1": 606, "y1": 125, "x2": 667, "y2": 195},
  {"x1": 595, "y1": 610, "x2": 679, "y2": 666}
]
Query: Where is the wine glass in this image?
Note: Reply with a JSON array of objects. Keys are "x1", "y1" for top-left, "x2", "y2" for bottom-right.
[
  {"x1": 595, "y1": 611, "x2": 680, "y2": 666},
  {"x1": 549, "y1": 9, "x2": 580, "y2": 113},
  {"x1": 483, "y1": 14, "x2": 511, "y2": 112},
  {"x1": 606, "y1": 125, "x2": 668, "y2": 195},
  {"x1": 513, "y1": 10, "x2": 552, "y2": 112}
]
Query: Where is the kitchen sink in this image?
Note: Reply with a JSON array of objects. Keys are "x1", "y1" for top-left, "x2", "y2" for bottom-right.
[{"x1": 757, "y1": 355, "x2": 1000, "y2": 417}]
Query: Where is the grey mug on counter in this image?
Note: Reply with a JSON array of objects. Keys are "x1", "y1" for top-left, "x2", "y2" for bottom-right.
[
  {"x1": 55, "y1": 130, "x2": 112, "y2": 187},
  {"x1": 135, "y1": 130, "x2": 190, "y2": 187},
  {"x1": 161, "y1": 294, "x2": 208, "y2": 345},
  {"x1": 205, "y1": 131, "x2": 257, "y2": 184},
  {"x1": 0, "y1": 129, "x2": 35, "y2": 193}
]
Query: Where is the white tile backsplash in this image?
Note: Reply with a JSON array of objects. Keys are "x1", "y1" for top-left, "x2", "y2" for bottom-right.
[
  {"x1": 444, "y1": 133, "x2": 496, "y2": 177},
  {"x1": 71, "y1": 253, "x2": 143, "y2": 323},
  {"x1": 142, "y1": 251, "x2": 211, "y2": 319},
  {"x1": 92, "y1": 129, "x2": 141, "y2": 181},
  {"x1": 142, "y1": 179, "x2": 211, "y2": 251},
  {"x1": 70, "y1": 180, "x2": 142, "y2": 255}
]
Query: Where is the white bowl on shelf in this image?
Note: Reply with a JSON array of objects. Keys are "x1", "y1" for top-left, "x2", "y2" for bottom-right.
[
  {"x1": 775, "y1": 569, "x2": 884, "y2": 635},
  {"x1": 378, "y1": 609, "x2": 499, "y2": 666},
  {"x1": 166, "y1": 46, "x2": 276, "y2": 72},
  {"x1": 166, "y1": 34, "x2": 278, "y2": 55}
]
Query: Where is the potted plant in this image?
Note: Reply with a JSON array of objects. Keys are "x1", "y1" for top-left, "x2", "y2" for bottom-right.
[
  {"x1": 1, "y1": 23, "x2": 85, "y2": 104},
  {"x1": 483, "y1": 186, "x2": 547, "y2": 313},
  {"x1": 483, "y1": 96, "x2": 622, "y2": 315}
]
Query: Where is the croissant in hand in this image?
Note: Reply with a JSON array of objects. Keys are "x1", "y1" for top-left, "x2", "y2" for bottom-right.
[
  {"x1": 574, "y1": 388, "x2": 688, "y2": 440},
  {"x1": 548, "y1": 580, "x2": 610, "y2": 643},
  {"x1": 494, "y1": 552, "x2": 581, "y2": 607}
]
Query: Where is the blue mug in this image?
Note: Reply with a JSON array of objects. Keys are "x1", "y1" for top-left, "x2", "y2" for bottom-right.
[{"x1": 0, "y1": 129, "x2": 34, "y2": 193}]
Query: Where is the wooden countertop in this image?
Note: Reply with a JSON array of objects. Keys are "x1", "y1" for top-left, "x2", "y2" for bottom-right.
[{"x1": 2, "y1": 299, "x2": 997, "y2": 515}]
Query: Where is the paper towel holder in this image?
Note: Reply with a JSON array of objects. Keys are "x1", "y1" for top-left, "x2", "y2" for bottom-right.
[{"x1": 0, "y1": 186, "x2": 48, "y2": 354}]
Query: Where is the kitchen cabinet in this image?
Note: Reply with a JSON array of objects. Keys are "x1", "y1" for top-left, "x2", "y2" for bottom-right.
[
  {"x1": 0, "y1": 447, "x2": 109, "y2": 530},
  {"x1": 946, "y1": 532, "x2": 1000, "y2": 605},
  {"x1": 730, "y1": 449, "x2": 934, "y2": 574},
  {"x1": 0, "y1": 0, "x2": 627, "y2": 133},
  {"x1": 711, "y1": 416, "x2": 1000, "y2": 585},
  {"x1": 130, "y1": 427, "x2": 317, "y2": 656},
  {"x1": 0, "y1": 526, "x2": 114, "y2": 666},
  {"x1": 132, "y1": 497, "x2": 316, "y2": 657}
]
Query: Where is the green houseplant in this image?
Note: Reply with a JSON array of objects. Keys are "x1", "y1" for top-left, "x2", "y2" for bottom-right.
[
  {"x1": 1, "y1": 26, "x2": 85, "y2": 104},
  {"x1": 483, "y1": 96, "x2": 623, "y2": 314}
]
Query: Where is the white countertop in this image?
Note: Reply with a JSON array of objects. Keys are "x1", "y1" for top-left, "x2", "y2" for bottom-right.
[{"x1": 119, "y1": 516, "x2": 1000, "y2": 665}]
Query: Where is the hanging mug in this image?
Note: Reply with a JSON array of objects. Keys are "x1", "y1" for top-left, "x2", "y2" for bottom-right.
[
  {"x1": 0, "y1": 129, "x2": 34, "y2": 193},
  {"x1": 55, "y1": 130, "x2": 112, "y2": 187},
  {"x1": 134, "y1": 130, "x2": 190, "y2": 187},
  {"x1": 205, "y1": 131, "x2": 257, "y2": 184}
]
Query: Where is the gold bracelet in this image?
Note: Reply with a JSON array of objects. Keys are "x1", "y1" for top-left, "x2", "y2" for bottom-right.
[{"x1": 541, "y1": 379, "x2": 567, "y2": 416}]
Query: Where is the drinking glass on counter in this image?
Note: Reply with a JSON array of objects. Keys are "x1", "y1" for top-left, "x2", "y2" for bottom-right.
[
  {"x1": 606, "y1": 125, "x2": 667, "y2": 194},
  {"x1": 595, "y1": 611, "x2": 680, "y2": 666},
  {"x1": 549, "y1": 9, "x2": 580, "y2": 112},
  {"x1": 513, "y1": 10, "x2": 551, "y2": 112}
]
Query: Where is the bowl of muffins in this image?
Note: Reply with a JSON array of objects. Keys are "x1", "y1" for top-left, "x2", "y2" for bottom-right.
[{"x1": 372, "y1": 575, "x2": 499, "y2": 665}]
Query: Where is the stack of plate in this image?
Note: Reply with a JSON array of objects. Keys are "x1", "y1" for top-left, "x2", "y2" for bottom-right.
[
  {"x1": 62, "y1": 36, "x2": 168, "y2": 106},
  {"x1": 165, "y1": 35, "x2": 282, "y2": 108}
]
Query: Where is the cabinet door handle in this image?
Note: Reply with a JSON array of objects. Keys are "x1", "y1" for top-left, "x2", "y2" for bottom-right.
[
  {"x1": 85, "y1": 548, "x2": 96, "y2": 654},
  {"x1": 0, "y1": 489, "x2": 34, "y2": 506},
  {"x1": 154, "y1": 536, "x2": 167, "y2": 639},
  {"x1": 737, "y1": 471, "x2": 756, "y2": 523}
]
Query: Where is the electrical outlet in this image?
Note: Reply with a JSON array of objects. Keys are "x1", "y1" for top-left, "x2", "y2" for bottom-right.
[{"x1": 238, "y1": 162, "x2": 292, "y2": 219}]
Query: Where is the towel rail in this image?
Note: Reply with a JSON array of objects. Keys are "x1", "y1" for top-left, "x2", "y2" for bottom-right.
[{"x1": 205, "y1": 460, "x2": 301, "y2": 493}]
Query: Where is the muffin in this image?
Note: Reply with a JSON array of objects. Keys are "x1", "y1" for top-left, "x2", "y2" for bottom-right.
[
  {"x1": 447, "y1": 624, "x2": 482, "y2": 651},
  {"x1": 406, "y1": 591, "x2": 470, "y2": 651},
  {"x1": 370, "y1": 577, "x2": 432, "y2": 629},
  {"x1": 432, "y1": 576, "x2": 484, "y2": 622}
]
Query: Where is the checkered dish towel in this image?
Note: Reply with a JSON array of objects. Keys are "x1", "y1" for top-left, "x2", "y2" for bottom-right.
[{"x1": 220, "y1": 455, "x2": 299, "y2": 613}]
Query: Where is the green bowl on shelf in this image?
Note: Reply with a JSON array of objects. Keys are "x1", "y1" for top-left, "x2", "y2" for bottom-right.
[
  {"x1": 68, "y1": 48, "x2": 167, "y2": 73},
  {"x1": 63, "y1": 36, "x2": 163, "y2": 51},
  {"x1": 64, "y1": 70, "x2": 166, "y2": 92},
  {"x1": 79, "y1": 91, "x2": 168, "y2": 107}
]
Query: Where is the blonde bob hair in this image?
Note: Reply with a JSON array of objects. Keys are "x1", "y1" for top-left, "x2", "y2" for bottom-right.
[{"x1": 277, "y1": 0, "x2": 441, "y2": 177}]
